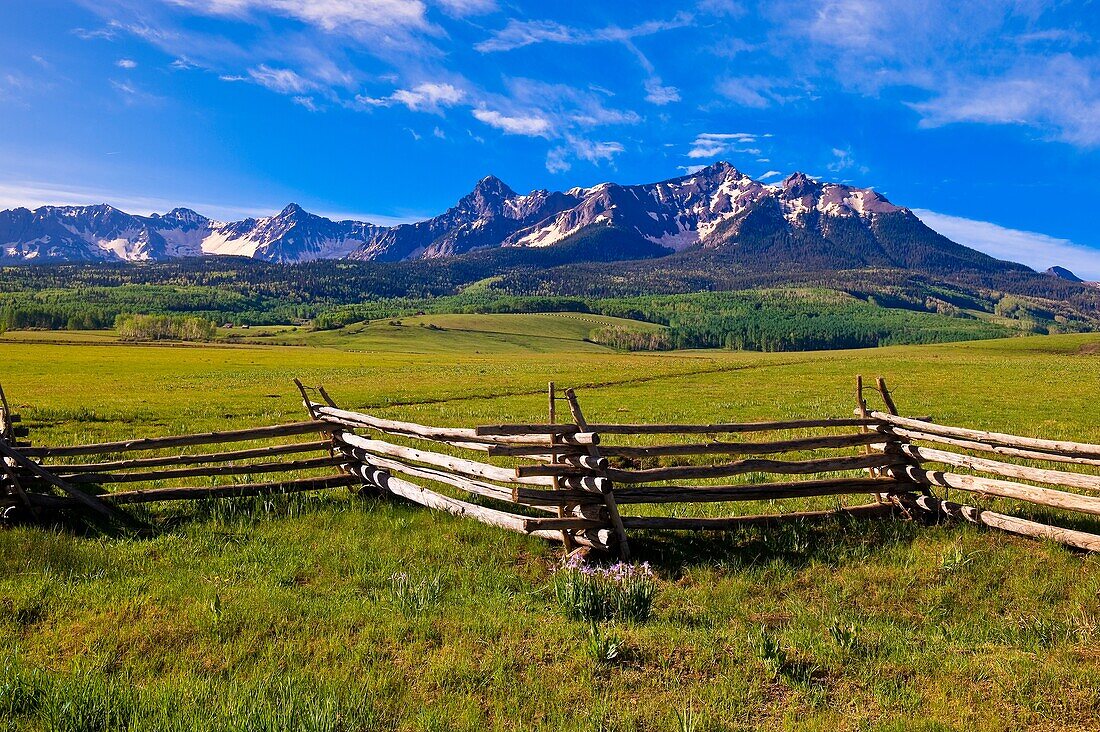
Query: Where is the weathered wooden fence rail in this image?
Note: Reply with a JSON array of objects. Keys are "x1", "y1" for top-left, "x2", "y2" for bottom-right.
[{"x1": 2, "y1": 377, "x2": 1099, "y2": 556}]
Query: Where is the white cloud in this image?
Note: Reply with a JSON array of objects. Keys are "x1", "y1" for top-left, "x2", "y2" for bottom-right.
[
  {"x1": 826, "y1": 146, "x2": 868, "y2": 175},
  {"x1": 390, "y1": 82, "x2": 463, "y2": 111},
  {"x1": 246, "y1": 64, "x2": 315, "y2": 93},
  {"x1": 910, "y1": 55, "x2": 1100, "y2": 147},
  {"x1": 86, "y1": 0, "x2": 442, "y2": 101},
  {"x1": 570, "y1": 137, "x2": 624, "y2": 164},
  {"x1": 765, "y1": 1, "x2": 1100, "y2": 148},
  {"x1": 697, "y1": 0, "x2": 744, "y2": 16},
  {"x1": 433, "y1": 0, "x2": 496, "y2": 15},
  {"x1": 644, "y1": 77, "x2": 680, "y2": 105},
  {"x1": 116, "y1": 58, "x2": 138, "y2": 69},
  {"x1": 472, "y1": 107, "x2": 552, "y2": 136},
  {"x1": 678, "y1": 164, "x2": 708, "y2": 174},
  {"x1": 913, "y1": 209, "x2": 1100, "y2": 281},
  {"x1": 758, "y1": 170, "x2": 781, "y2": 180},
  {"x1": 505, "y1": 78, "x2": 641, "y2": 128},
  {"x1": 110, "y1": 79, "x2": 163, "y2": 105},
  {"x1": 166, "y1": 0, "x2": 431, "y2": 33},
  {"x1": 476, "y1": 20, "x2": 574, "y2": 52},
  {"x1": 545, "y1": 137, "x2": 624, "y2": 173},
  {"x1": 716, "y1": 76, "x2": 791, "y2": 108},
  {"x1": 433, "y1": 126, "x2": 446, "y2": 138},
  {"x1": 827, "y1": 147, "x2": 853, "y2": 172},
  {"x1": 687, "y1": 142, "x2": 726, "y2": 158},
  {"x1": 73, "y1": 26, "x2": 118, "y2": 40},
  {"x1": 292, "y1": 95, "x2": 320, "y2": 111},
  {"x1": 687, "y1": 131, "x2": 767, "y2": 159},
  {"x1": 545, "y1": 147, "x2": 570, "y2": 173},
  {"x1": 476, "y1": 14, "x2": 692, "y2": 53},
  {"x1": 357, "y1": 82, "x2": 464, "y2": 112}
]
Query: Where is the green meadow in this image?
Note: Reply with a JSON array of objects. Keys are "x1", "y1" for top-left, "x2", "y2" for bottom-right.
[{"x1": 2, "y1": 319, "x2": 1100, "y2": 731}]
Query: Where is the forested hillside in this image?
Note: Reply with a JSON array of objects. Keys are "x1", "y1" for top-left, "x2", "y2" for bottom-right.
[{"x1": 0, "y1": 253, "x2": 1095, "y2": 351}]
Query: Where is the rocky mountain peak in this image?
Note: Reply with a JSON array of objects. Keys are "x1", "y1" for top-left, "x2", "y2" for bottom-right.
[
  {"x1": 695, "y1": 160, "x2": 738, "y2": 178},
  {"x1": 158, "y1": 208, "x2": 208, "y2": 226},
  {"x1": 781, "y1": 172, "x2": 820, "y2": 196}
]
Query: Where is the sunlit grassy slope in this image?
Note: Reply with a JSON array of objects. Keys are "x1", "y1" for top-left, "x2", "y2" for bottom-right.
[
  {"x1": 213, "y1": 311, "x2": 665, "y2": 354},
  {"x1": 1, "y1": 330, "x2": 1100, "y2": 730}
]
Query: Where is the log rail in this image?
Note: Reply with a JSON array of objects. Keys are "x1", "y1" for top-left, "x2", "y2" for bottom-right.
[{"x1": 2, "y1": 376, "x2": 1099, "y2": 556}]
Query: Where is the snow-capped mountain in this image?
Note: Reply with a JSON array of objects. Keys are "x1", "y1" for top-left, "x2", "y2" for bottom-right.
[
  {"x1": 201, "y1": 204, "x2": 381, "y2": 262},
  {"x1": 0, "y1": 163, "x2": 1028, "y2": 274},
  {"x1": 503, "y1": 161, "x2": 775, "y2": 250},
  {"x1": 349, "y1": 175, "x2": 577, "y2": 261},
  {"x1": 0, "y1": 203, "x2": 382, "y2": 263}
]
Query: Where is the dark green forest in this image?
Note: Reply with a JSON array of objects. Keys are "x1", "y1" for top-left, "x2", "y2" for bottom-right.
[{"x1": 0, "y1": 254, "x2": 1096, "y2": 352}]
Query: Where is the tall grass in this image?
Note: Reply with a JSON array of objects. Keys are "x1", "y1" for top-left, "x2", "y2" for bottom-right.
[{"x1": 0, "y1": 654, "x2": 382, "y2": 732}]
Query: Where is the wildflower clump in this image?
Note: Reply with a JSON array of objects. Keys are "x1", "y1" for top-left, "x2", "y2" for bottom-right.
[{"x1": 552, "y1": 556, "x2": 656, "y2": 622}]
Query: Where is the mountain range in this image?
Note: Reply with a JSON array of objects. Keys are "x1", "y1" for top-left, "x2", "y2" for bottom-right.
[{"x1": 0, "y1": 162, "x2": 1055, "y2": 277}]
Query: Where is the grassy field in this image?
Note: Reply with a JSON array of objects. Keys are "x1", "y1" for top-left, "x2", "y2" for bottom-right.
[
  {"x1": 2, "y1": 324, "x2": 1100, "y2": 731},
  {"x1": 216, "y1": 312, "x2": 667, "y2": 354}
]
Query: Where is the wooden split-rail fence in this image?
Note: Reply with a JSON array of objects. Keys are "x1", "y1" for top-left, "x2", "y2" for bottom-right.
[{"x1": 2, "y1": 378, "x2": 1099, "y2": 556}]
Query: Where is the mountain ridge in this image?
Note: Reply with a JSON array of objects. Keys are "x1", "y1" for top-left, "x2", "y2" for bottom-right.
[{"x1": 0, "y1": 163, "x2": 1053, "y2": 277}]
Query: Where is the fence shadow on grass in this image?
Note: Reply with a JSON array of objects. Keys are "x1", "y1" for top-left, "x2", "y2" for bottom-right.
[{"x1": 627, "y1": 510, "x2": 925, "y2": 572}]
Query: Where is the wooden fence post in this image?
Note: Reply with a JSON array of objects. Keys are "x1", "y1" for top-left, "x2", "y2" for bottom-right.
[
  {"x1": 294, "y1": 379, "x2": 365, "y2": 494},
  {"x1": 562, "y1": 387, "x2": 631, "y2": 559},
  {"x1": 548, "y1": 382, "x2": 576, "y2": 551},
  {"x1": 855, "y1": 375, "x2": 878, "y2": 488}
]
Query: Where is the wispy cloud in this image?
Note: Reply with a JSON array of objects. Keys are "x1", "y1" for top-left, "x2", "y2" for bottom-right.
[
  {"x1": 110, "y1": 79, "x2": 163, "y2": 105},
  {"x1": 476, "y1": 13, "x2": 692, "y2": 53},
  {"x1": 477, "y1": 13, "x2": 691, "y2": 113},
  {"x1": 643, "y1": 78, "x2": 680, "y2": 105},
  {"x1": 914, "y1": 209, "x2": 1100, "y2": 281},
  {"x1": 245, "y1": 65, "x2": 316, "y2": 94},
  {"x1": 545, "y1": 147, "x2": 570, "y2": 173},
  {"x1": 716, "y1": 76, "x2": 800, "y2": 108},
  {"x1": 503, "y1": 78, "x2": 641, "y2": 128},
  {"x1": 910, "y1": 55, "x2": 1100, "y2": 147},
  {"x1": 166, "y1": 0, "x2": 432, "y2": 33},
  {"x1": 761, "y1": 0, "x2": 1100, "y2": 148},
  {"x1": 72, "y1": 25, "x2": 118, "y2": 40},
  {"x1": 686, "y1": 132, "x2": 766, "y2": 159},
  {"x1": 545, "y1": 137, "x2": 625, "y2": 173},
  {"x1": 116, "y1": 58, "x2": 138, "y2": 69},
  {"x1": 292, "y1": 95, "x2": 320, "y2": 112},
  {"x1": 472, "y1": 107, "x2": 552, "y2": 136},
  {"x1": 360, "y1": 81, "x2": 465, "y2": 112},
  {"x1": 434, "y1": 0, "x2": 498, "y2": 16},
  {"x1": 826, "y1": 146, "x2": 867, "y2": 175}
]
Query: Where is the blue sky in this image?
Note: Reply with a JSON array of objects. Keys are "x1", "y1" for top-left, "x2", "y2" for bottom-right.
[{"x1": 1, "y1": 0, "x2": 1099, "y2": 277}]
